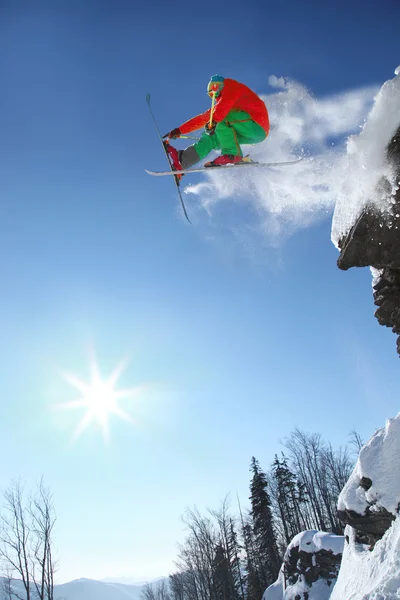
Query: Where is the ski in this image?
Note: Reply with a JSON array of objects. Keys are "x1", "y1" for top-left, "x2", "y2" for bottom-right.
[
  {"x1": 146, "y1": 94, "x2": 191, "y2": 224},
  {"x1": 145, "y1": 158, "x2": 303, "y2": 177}
]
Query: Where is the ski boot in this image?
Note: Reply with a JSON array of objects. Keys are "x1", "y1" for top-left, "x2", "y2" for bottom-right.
[
  {"x1": 164, "y1": 140, "x2": 184, "y2": 181},
  {"x1": 204, "y1": 154, "x2": 245, "y2": 168}
]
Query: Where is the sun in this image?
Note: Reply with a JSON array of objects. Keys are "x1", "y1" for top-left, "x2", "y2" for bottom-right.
[{"x1": 60, "y1": 355, "x2": 142, "y2": 441}]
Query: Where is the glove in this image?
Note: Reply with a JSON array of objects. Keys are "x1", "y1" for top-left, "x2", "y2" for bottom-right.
[
  {"x1": 164, "y1": 128, "x2": 181, "y2": 140},
  {"x1": 205, "y1": 121, "x2": 216, "y2": 136}
]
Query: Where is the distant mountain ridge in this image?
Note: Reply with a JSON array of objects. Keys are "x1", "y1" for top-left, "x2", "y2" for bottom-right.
[{"x1": 0, "y1": 577, "x2": 148, "y2": 600}]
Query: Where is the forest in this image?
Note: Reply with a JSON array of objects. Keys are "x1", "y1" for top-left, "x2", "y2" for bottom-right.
[{"x1": 141, "y1": 429, "x2": 362, "y2": 600}]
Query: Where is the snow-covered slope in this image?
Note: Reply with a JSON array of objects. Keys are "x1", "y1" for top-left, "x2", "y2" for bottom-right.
[
  {"x1": 0, "y1": 577, "x2": 145, "y2": 600},
  {"x1": 331, "y1": 519, "x2": 400, "y2": 600},
  {"x1": 56, "y1": 578, "x2": 145, "y2": 600},
  {"x1": 263, "y1": 530, "x2": 344, "y2": 600},
  {"x1": 331, "y1": 413, "x2": 400, "y2": 600}
]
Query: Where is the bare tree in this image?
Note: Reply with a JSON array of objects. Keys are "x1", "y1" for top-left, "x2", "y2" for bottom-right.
[
  {"x1": 0, "y1": 480, "x2": 32, "y2": 600},
  {"x1": 141, "y1": 580, "x2": 171, "y2": 600},
  {"x1": 322, "y1": 444, "x2": 352, "y2": 499},
  {"x1": 2, "y1": 566, "x2": 15, "y2": 600},
  {"x1": 29, "y1": 480, "x2": 56, "y2": 600},
  {"x1": 170, "y1": 572, "x2": 186, "y2": 600},
  {"x1": 173, "y1": 506, "x2": 225, "y2": 600},
  {"x1": 142, "y1": 582, "x2": 157, "y2": 600},
  {"x1": 348, "y1": 429, "x2": 364, "y2": 454},
  {"x1": 182, "y1": 507, "x2": 218, "y2": 600},
  {"x1": 158, "y1": 579, "x2": 171, "y2": 600},
  {"x1": 284, "y1": 429, "x2": 349, "y2": 534},
  {"x1": 0, "y1": 479, "x2": 56, "y2": 600}
]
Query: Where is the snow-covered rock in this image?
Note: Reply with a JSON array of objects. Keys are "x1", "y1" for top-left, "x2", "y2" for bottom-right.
[
  {"x1": 263, "y1": 530, "x2": 344, "y2": 600},
  {"x1": 331, "y1": 413, "x2": 400, "y2": 599},
  {"x1": 337, "y1": 413, "x2": 400, "y2": 546},
  {"x1": 339, "y1": 414, "x2": 400, "y2": 515}
]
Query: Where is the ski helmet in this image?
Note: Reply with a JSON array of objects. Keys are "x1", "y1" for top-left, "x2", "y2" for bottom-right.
[{"x1": 207, "y1": 74, "x2": 225, "y2": 98}]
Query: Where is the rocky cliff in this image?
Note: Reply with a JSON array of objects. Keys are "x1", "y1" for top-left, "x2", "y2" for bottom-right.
[
  {"x1": 333, "y1": 68, "x2": 400, "y2": 355},
  {"x1": 337, "y1": 126, "x2": 400, "y2": 355}
]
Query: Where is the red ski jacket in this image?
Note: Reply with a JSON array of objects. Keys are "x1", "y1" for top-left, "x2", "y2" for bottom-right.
[{"x1": 179, "y1": 78, "x2": 269, "y2": 136}]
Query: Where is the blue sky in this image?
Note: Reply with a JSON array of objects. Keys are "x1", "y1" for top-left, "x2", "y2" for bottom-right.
[{"x1": 1, "y1": 0, "x2": 400, "y2": 584}]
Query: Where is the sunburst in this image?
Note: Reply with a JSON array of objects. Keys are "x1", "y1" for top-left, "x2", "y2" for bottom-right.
[{"x1": 60, "y1": 355, "x2": 142, "y2": 441}]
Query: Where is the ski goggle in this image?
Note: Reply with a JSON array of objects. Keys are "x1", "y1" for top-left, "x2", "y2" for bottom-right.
[{"x1": 207, "y1": 82, "x2": 224, "y2": 98}]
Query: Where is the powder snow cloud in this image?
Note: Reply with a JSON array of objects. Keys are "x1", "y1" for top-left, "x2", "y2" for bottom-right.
[{"x1": 184, "y1": 76, "x2": 379, "y2": 241}]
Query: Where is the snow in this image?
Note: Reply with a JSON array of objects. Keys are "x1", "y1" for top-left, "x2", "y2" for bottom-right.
[
  {"x1": 332, "y1": 412, "x2": 400, "y2": 599},
  {"x1": 370, "y1": 267, "x2": 383, "y2": 288},
  {"x1": 286, "y1": 530, "x2": 344, "y2": 556},
  {"x1": 263, "y1": 531, "x2": 344, "y2": 600},
  {"x1": 15, "y1": 578, "x2": 145, "y2": 600},
  {"x1": 0, "y1": 577, "x2": 157, "y2": 600},
  {"x1": 288, "y1": 577, "x2": 334, "y2": 600},
  {"x1": 263, "y1": 568, "x2": 337, "y2": 600},
  {"x1": 262, "y1": 570, "x2": 284, "y2": 600},
  {"x1": 338, "y1": 412, "x2": 400, "y2": 516},
  {"x1": 331, "y1": 67, "x2": 400, "y2": 245},
  {"x1": 330, "y1": 518, "x2": 400, "y2": 600}
]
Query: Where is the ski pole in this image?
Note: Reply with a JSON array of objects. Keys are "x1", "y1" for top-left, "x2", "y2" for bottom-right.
[
  {"x1": 209, "y1": 91, "x2": 216, "y2": 127},
  {"x1": 146, "y1": 93, "x2": 192, "y2": 224}
]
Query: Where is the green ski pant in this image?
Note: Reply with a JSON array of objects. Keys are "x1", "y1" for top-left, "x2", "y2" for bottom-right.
[{"x1": 193, "y1": 110, "x2": 267, "y2": 159}]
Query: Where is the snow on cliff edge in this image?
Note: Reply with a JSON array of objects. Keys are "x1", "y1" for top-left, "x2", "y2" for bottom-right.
[
  {"x1": 330, "y1": 518, "x2": 400, "y2": 600},
  {"x1": 338, "y1": 412, "x2": 400, "y2": 516},
  {"x1": 331, "y1": 65, "x2": 400, "y2": 246}
]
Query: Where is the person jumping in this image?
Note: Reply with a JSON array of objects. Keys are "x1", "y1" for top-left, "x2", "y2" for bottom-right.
[{"x1": 164, "y1": 75, "x2": 270, "y2": 173}]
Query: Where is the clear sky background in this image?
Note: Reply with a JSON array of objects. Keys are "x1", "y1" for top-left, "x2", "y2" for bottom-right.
[{"x1": 1, "y1": 0, "x2": 400, "y2": 585}]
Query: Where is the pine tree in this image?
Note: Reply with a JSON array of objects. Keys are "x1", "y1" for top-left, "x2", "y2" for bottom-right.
[
  {"x1": 236, "y1": 494, "x2": 260, "y2": 600},
  {"x1": 209, "y1": 499, "x2": 243, "y2": 600},
  {"x1": 272, "y1": 454, "x2": 308, "y2": 544},
  {"x1": 212, "y1": 544, "x2": 233, "y2": 600},
  {"x1": 249, "y1": 457, "x2": 281, "y2": 591},
  {"x1": 227, "y1": 518, "x2": 245, "y2": 600},
  {"x1": 242, "y1": 521, "x2": 262, "y2": 600}
]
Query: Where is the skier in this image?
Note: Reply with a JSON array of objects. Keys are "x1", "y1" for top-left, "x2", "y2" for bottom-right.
[{"x1": 164, "y1": 75, "x2": 270, "y2": 172}]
